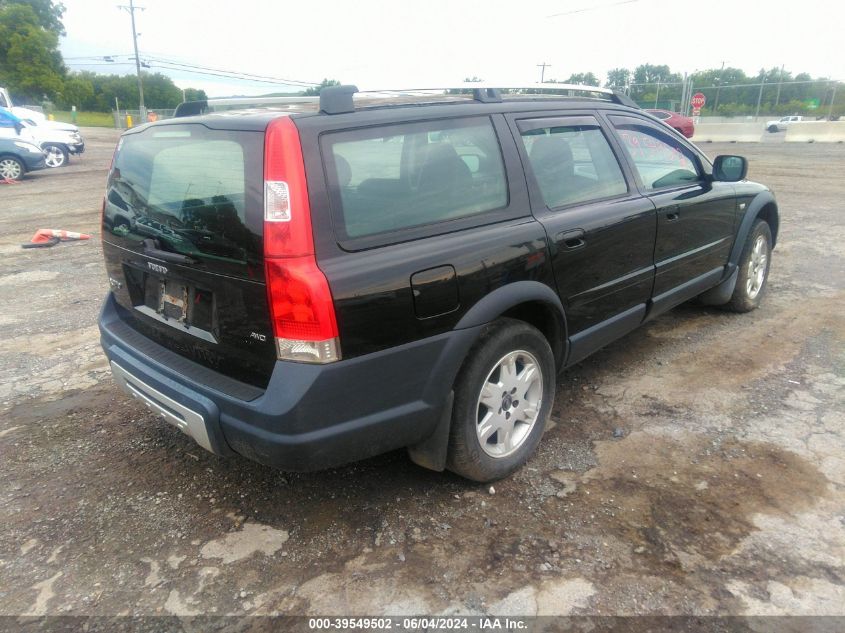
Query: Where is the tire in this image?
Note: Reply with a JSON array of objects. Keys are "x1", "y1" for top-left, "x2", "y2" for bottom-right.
[
  {"x1": 0, "y1": 155, "x2": 25, "y2": 181},
  {"x1": 723, "y1": 220, "x2": 773, "y2": 313},
  {"x1": 768, "y1": 125, "x2": 779, "y2": 133},
  {"x1": 446, "y1": 318, "x2": 555, "y2": 482},
  {"x1": 43, "y1": 143, "x2": 68, "y2": 168}
]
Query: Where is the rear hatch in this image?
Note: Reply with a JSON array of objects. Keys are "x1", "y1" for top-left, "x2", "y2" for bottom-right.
[{"x1": 102, "y1": 122, "x2": 277, "y2": 387}]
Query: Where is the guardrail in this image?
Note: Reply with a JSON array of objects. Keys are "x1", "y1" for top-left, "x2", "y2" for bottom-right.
[
  {"x1": 784, "y1": 121, "x2": 845, "y2": 142},
  {"x1": 691, "y1": 123, "x2": 765, "y2": 143}
]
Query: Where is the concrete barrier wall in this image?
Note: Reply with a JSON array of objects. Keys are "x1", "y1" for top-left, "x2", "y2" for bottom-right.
[
  {"x1": 785, "y1": 121, "x2": 845, "y2": 143},
  {"x1": 692, "y1": 123, "x2": 765, "y2": 143}
]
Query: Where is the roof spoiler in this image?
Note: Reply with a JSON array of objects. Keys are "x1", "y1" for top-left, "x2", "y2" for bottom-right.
[
  {"x1": 174, "y1": 99, "x2": 208, "y2": 118},
  {"x1": 611, "y1": 91, "x2": 640, "y2": 109}
]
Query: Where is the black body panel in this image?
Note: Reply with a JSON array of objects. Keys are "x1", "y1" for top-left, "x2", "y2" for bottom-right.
[
  {"x1": 102, "y1": 241, "x2": 276, "y2": 387},
  {"x1": 97, "y1": 95, "x2": 778, "y2": 473}
]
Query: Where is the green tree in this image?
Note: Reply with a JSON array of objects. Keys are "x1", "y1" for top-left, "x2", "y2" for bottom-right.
[
  {"x1": 302, "y1": 78, "x2": 340, "y2": 96},
  {"x1": 182, "y1": 87, "x2": 207, "y2": 102},
  {"x1": 564, "y1": 72, "x2": 599, "y2": 87},
  {"x1": 0, "y1": 0, "x2": 64, "y2": 34},
  {"x1": 605, "y1": 68, "x2": 630, "y2": 89},
  {"x1": 141, "y1": 72, "x2": 184, "y2": 108},
  {"x1": 0, "y1": 3, "x2": 65, "y2": 101},
  {"x1": 633, "y1": 64, "x2": 674, "y2": 85},
  {"x1": 57, "y1": 74, "x2": 93, "y2": 109}
]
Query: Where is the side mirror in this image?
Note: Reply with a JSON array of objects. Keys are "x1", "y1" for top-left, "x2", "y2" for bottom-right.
[
  {"x1": 14, "y1": 122, "x2": 24, "y2": 136},
  {"x1": 713, "y1": 155, "x2": 748, "y2": 182}
]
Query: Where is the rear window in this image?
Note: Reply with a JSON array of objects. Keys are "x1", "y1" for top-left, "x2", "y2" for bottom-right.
[
  {"x1": 105, "y1": 125, "x2": 264, "y2": 275},
  {"x1": 323, "y1": 117, "x2": 508, "y2": 242}
]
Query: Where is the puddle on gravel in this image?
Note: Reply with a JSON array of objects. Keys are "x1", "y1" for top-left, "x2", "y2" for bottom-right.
[{"x1": 546, "y1": 431, "x2": 829, "y2": 571}]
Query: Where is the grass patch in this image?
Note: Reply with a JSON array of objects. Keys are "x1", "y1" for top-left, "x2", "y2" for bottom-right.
[{"x1": 51, "y1": 110, "x2": 115, "y2": 127}]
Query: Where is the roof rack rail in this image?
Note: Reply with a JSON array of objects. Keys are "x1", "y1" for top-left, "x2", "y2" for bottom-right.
[
  {"x1": 318, "y1": 83, "x2": 637, "y2": 114},
  {"x1": 173, "y1": 83, "x2": 640, "y2": 118}
]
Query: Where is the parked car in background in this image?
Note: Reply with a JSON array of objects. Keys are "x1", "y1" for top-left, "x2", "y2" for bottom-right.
[
  {"x1": 766, "y1": 115, "x2": 803, "y2": 133},
  {"x1": 0, "y1": 107, "x2": 84, "y2": 167},
  {"x1": 645, "y1": 109, "x2": 695, "y2": 138},
  {"x1": 20, "y1": 118, "x2": 84, "y2": 167},
  {"x1": 0, "y1": 136, "x2": 47, "y2": 181}
]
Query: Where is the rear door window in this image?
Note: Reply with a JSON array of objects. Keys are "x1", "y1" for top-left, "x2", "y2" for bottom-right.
[
  {"x1": 323, "y1": 117, "x2": 508, "y2": 243},
  {"x1": 517, "y1": 118, "x2": 628, "y2": 209}
]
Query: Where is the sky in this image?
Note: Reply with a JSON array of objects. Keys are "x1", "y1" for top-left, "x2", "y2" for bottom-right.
[{"x1": 60, "y1": 0, "x2": 844, "y2": 98}]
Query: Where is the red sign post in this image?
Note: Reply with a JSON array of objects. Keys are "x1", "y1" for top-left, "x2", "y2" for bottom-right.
[{"x1": 691, "y1": 92, "x2": 706, "y2": 117}]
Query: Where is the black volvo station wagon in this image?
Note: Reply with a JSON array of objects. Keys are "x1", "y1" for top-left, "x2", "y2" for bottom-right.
[{"x1": 99, "y1": 84, "x2": 778, "y2": 481}]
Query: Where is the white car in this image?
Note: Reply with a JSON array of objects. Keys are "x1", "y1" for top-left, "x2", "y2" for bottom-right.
[
  {"x1": 0, "y1": 108, "x2": 85, "y2": 168},
  {"x1": 766, "y1": 115, "x2": 803, "y2": 133}
]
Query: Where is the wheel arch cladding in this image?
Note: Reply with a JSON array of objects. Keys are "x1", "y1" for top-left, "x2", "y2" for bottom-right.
[
  {"x1": 731, "y1": 191, "x2": 779, "y2": 266},
  {"x1": 455, "y1": 281, "x2": 567, "y2": 369},
  {"x1": 757, "y1": 201, "x2": 779, "y2": 248}
]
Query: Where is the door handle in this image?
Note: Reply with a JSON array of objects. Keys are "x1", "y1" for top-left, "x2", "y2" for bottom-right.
[
  {"x1": 556, "y1": 229, "x2": 586, "y2": 250},
  {"x1": 665, "y1": 208, "x2": 681, "y2": 221}
]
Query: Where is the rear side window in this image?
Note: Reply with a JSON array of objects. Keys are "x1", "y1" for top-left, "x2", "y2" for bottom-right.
[
  {"x1": 611, "y1": 120, "x2": 700, "y2": 189},
  {"x1": 324, "y1": 117, "x2": 508, "y2": 241},
  {"x1": 518, "y1": 122, "x2": 627, "y2": 209}
]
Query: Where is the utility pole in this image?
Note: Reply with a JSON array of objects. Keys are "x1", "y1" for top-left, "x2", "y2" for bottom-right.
[
  {"x1": 713, "y1": 60, "x2": 726, "y2": 113},
  {"x1": 119, "y1": 0, "x2": 146, "y2": 121},
  {"x1": 775, "y1": 64, "x2": 785, "y2": 107},
  {"x1": 755, "y1": 77, "x2": 767, "y2": 118},
  {"x1": 654, "y1": 77, "x2": 661, "y2": 109},
  {"x1": 828, "y1": 82, "x2": 838, "y2": 120},
  {"x1": 537, "y1": 62, "x2": 551, "y2": 83}
]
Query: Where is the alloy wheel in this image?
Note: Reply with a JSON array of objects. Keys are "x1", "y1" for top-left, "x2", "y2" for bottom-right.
[
  {"x1": 746, "y1": 234, "x2": 768, "y2": 299},
  {"x1": 0, "y1": 158, "x2": 23, "y2": 180},
  {"x1": 475, "y1": 349, "x2": 544, "y2": 458},
  {"x1": 44, "y1": 146, "x2": 66, "y2": 168}
]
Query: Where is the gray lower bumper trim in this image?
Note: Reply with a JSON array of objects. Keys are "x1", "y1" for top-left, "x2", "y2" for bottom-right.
[{"x1": 110, "y1": 360, "x2": 214, "y2": 453}]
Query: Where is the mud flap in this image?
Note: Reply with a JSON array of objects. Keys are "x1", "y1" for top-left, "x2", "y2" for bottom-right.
[
  {"x1": 698, "y1": 266, "x2": 738, "y2": 306},
  {"x1": 407, "y1": 390, "x2": 454, "y2": 472}
]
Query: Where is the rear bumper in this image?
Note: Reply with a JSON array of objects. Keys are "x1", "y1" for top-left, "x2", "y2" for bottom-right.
[{"x1": 99, "y1": 293, "x2": 479, "y2": 471}]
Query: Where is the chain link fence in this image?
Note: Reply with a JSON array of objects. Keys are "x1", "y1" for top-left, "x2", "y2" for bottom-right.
[
  {"x1": 112, "y1": 108, "x2": 177, "y2": 129},
  {"x1": 622, "y1": 78, "x2": 841, "y2": 120}
]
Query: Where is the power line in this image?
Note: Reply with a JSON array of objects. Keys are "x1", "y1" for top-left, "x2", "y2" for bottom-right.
[
  {"x1": 147, "y1": 63, "x2": 314, "y2": 86},
  {"x1": 547, "y1": 0, "x2": 640, "y2": 18},
  {"x1": 65, "y1": 54, "x2": 320, "y2": 87},
  {"x1": 143, "y1": 56, "x2": 318, "y2": 86}
]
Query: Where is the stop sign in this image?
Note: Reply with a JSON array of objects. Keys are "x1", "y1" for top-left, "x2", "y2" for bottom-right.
[{"x1": 691, "y1": 92, "x2": 706, "y2": 109}]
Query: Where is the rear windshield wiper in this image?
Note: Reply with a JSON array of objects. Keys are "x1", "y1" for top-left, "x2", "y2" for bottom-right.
[{"x1": 142, "y1": 238, "x2": 198, "y2": 265}]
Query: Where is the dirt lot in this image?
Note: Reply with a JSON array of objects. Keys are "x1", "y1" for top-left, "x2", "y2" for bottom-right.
[{"x1": 0, "y1": 129, "x2": 843, "y2": 618}]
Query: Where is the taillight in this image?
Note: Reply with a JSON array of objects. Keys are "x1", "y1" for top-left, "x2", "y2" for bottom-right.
[{"x1": 263, "y1": 116, "x2": 340, "y2": 364}]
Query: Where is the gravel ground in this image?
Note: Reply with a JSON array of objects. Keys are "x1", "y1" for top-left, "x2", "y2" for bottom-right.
[{"x1": 0, "y1": 128, "x2": 843, "y2": 618}]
